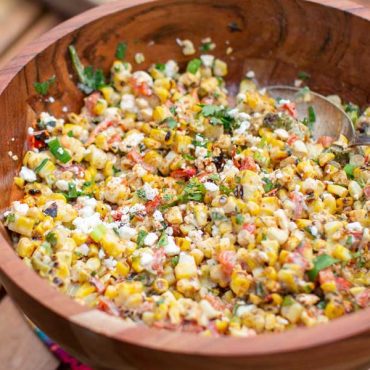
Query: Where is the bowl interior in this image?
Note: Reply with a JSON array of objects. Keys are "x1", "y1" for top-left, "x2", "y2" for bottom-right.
[{"x1": 0, "y1": 0, "x2": 370, "y2": 368}]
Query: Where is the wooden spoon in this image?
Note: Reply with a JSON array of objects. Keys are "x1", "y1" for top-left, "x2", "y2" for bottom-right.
[{"x1": 266, "y1": 86, "x2": 370, "y2": 147}]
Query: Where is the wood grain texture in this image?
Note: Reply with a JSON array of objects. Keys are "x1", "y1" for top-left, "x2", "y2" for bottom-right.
[
  {"x1": 0, "y1": 1, "x2": 369, "y2": 369},
  {"x1": 0, "y1": 296, "x2": 59, "y2": 370}
]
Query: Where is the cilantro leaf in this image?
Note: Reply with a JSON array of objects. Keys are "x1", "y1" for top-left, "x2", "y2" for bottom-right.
[
  {"x1": 34, "y1": 75, "x2": 56, "y2": 96},
  {"x1": 116, "y1": 42, "x2": 127, "y2": 60},
  {"x1": 262, "y1": 177, "x2": 274, "y2": 192},
  {"x1": 158, "y1": 232, "x2": 168, "y2": 247},
  {"x1": 186, "y1": 58, "x2": 202, "y2": 74},
  {"x1": 298, "y1": 71, "x2": 311, "y2": 80},
  {"x1": 69, "y1": 45, "x2": 106, "y2": 94},
  {"x1": 137, "y1": 230, "x2": 148, "y2": 248},
  {"x1": 46, "y1": 232, "x2": 57, "y2": 247},
  {"x1": 307, "y1": 254, "x2": 339, "y2": 281},
  {"x1": 344, "y1": 164, "x2": 356, "y2": 179},
  {"x1": 137, "y1": 188, "x2": 147, "y2": 201},
  {"x1": 155, "y1": 63, "x2": 166, "y2": 72}
]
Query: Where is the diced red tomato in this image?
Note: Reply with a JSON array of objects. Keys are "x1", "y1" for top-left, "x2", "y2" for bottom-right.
[
  {"x1": 205, "y1": 294, "x2": 229, "y2": 311},
  {"x1": 27, "y1": 130, "x2": 49, "y2": 150},
  {"x1": 242, "y1": 223, "x2": 256, "y2": 234},
  {"x1": 217, "y1": 250, "x2": 236, "y2": 275},
  {"x1": 281, "y1": 102, "x2": 297, "y2": 118},
  {"x1": 127, "y1": 150, "x2": 155, "y2": 172},
  {"x1": 111, "y1": 211, "x2": 123, "y2": 221},
  {"x1": 287, "y1": 134, "x2": 299, "y2": 146},
  {"x1": 364, "y1": 185, "x2": 370, "y2": 200},
  {"x1": 145, "y1": 195, "x2": 162, "y2": 214},
  {"x1": 239, "y1": 157, "x2": 257, "y2": 171},
  {"x1": 335, "y1": 277, "x2": 351, "y2": 291},
  {"x1": 318, "y1": 269, "x2": 335, "y2": 285},
  {"x1": 129, "y1": 77, "x2": 152, "y2": 96},
  {"x1": 108, "y1": 133, "x2": 121, "y2": 144},
  {"x1": 317, "y1": 136, "x2": 334, "y2": 148},
  {"x1": 151, "y1": 248, "x2": 166, "y2": 274},
  {"x1": 90, "y1": 276, "x2": 106, "y2": 294},
  {"x1": 355, "y1": 289, "x2": 369, "y2": 308},
  {"x1": 98, "y1": 297, "x2": 120, "y2": 317},
  {"x1": 170, "y1": 168, "x2": 197, "y2": 179},
  {"x1": 86, "y1": 119, "x2": 114, "y2": 145},
  {"x1": 290, "y1": 191, "x2": 305, "y2": 219},
  {"x1": 84, "y1": 92, "x2": 101, "y2": 115}
]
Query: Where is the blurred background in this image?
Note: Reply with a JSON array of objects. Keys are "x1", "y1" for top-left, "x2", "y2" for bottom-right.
[{"x1": 0, "y1": 0, "x2": 115, "y2": 68}]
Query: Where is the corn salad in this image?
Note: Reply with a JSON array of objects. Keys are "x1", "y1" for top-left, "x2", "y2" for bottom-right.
[{"x1": 4, "y1": 43, "x2": 369, "y2": 337}]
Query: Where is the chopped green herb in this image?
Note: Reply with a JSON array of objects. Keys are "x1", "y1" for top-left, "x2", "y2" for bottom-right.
[
  {"x1": 282, "y1": 295, "x2": 295, "y2": 306},
  {"x1": 317, "y1": 301, "x2": 326, "y2": 310},
  {"x1": 158, "y1": 232, "x2": 168, "y2": 247},
  {"x1": 115, "y1": 42, "x2": 127, "y2": 60},
  {"x1": 67, "y1": 130, "x2": 74, "y2": 137},
  {"x1": 34, "y1": 158, "x2": 49, "y2": 174},
  {"x1": 47, "y1": 138, "x2": 71, "y2": 163},
  {"x1": 137, "y1": 188, "x2": 147, "y2": 201},
  {"x1": 344, "y1": 164, "x2": 356, "y2": 179},
  {"x1": 6, "y1": 213, "x2": 15, "y2": 223},
  {"x1": 90, "y1": 224, "x2": 107, "y2": 243},
  {"x1": 183, "y1": 153, "x2": 196, "y2": 161},
  {"x1": 155, "y1": 63, "x2": 166, "y2": 72},
  {"x1": 34, "y1": 75, "x2": 56, "y2": 96},
  {"x1": 137, "y1": 230, "x2": 148, "y2": 248},
  {"x1": 200, "y1": 42, "x2": 212, "y2": 51},
  {"x1": 296, "y1": 86, "x2": 311, "y2": 99},
  {"x1": 307, "y1": 106, "x2": 316, "y2": 131},
  {"x1": 235, "y1": 214, "x2": 244, "y2": 225},
  {"x1": 262, "y1": 177, "x2": 274, "y2": 192},
  {"x1": 200, "y1": 104, "x2": 236, "y2": 132},
  {"x1": 208, "y1": 174, "x2": 220, "y2": 182},
  {"x1": 219, "y1": 184, "x2": 232, "y2": 195},
  {"x1": 171, "y1": 255, "x2": 179, "y2": 267},
  {"x1": 307, "y1": 253, "x2": 339, "y2": 281},
  {"x1": 69, "y1": 45, "x2": 106, "y2": 94},
  {"x1": 211, "y1": 212, "x2": 226, "y2": 221},
  {"x1": 186, "y1": 58, "x2": 202, "y2": 74},
  {"x1": 344, "y1": 103, "x2": 360, "y2": 123},
  {"x1": 46, "y1": 232, "x2": 57, "y2": 247},
  {"x1": 165, "y1": 117, "x2": 177, "y2": 129},
  {"x1": 169, "y1": 106, "x2": 177, "y2": 115},
  {"x1": 298, "y1": 71, "x2": 311, "y2": 80}
]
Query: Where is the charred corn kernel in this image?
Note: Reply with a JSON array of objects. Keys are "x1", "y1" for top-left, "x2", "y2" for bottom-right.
[
  {"x1": 348, "y1": 180, "x2": 363, "y2": 200},
  {"x1": 75, "y1": 283, "x2": 96, "y2": 299},
  {"x1": 16, "y1": 238, "x2": 37, "y2": 258},
  {"x1": 260, "y1": 197, "x2": 279, "y2": 215},
  {"x1": 175, "y1": 253, "x2": 197, "y2": 279},
  {"x1": 143, "y1": 137, "x2": 161, "y2": 149},
  {"x1": 95, "y1": 133, "x2": 107, "y2": 149},
  {"x1": 332, "y1": 244, "x2": 352, "y2": 262},
  {"x1": 194, "y1": 204, "x2": 208, "y2": 227},
  {"x1": 153, "y1": 278, "x2": 169, "y2": 293},
  {"x1": 85, "y1": 166, "x2": 97, "y2": 182},
  {"x1": 327, "y1": 184, "x2": 348, "y2": 197},
  {"x1": 154, "y1": 86, "x2": 169, "y2": 103},
  {"x1": 190, "y1": 248, "x2": 204, "y2": 265},
  {"x1": 153, "y1": 106, "x2": 168, "y2": 122},
  {"x1": 176, "y1": 278, "x2": 200, "y2": 296},
  {"x1": 281, "y1": 301, "x2": 304, "y2": 324},
  {"x1": 325, "y1": 301, "x2": 345, "y2": 319},
  {"x1": 296, "y1": 219, "x2": 312, "y2": 229},
  {"x1": 324, "y1": 221, "x2": 343, "y2": 237},
  {"x1": 93, "y1": 99, "x2": 108, "y2": 115},
  {"x1": 321, "y1": 281, "x2": 337, "y2": 293},
  {"x1": 165, "y1": 206, "x2": 183, "y2": 224},
  {"x1": 37, "y1": 160, "x2": 56, "y2": 178},
  {"x1": 323, "y1": 193, "x2": 337, "y2": 214},
  {"x1": 104, "y1": 285, "x2": 118, "y2": 299},
  {"x1": 271, "y1": 293, "x2": 283, "y2": 305},
  {"x1": 144, "y1": 150, "x2": 163, "y2": 168},
  {"x1": 173, "y1": 134, "x2": 192, "y2": 153},
  {"x1": 318, "y1": 152, "x2": 335, "y2": 166},
  {"x1": 8, "y1": 216, "x2": 35, "y2": 237},
  {"x1": 230, "y1": 271, "x2": 251, "y2": 297},
  {"x1": 249, "y1": 293, "x2": 262, "y2": 305},
  {"x1": 176, "y1": 237, "x2": 191, "y2": 251},
  {"x1": 14, "y1": 177, "x2": 25, "y2": 188},
  {"x1": 215, "y1": 319, "x2": 228, "y2": 334},
  {"x1": 101, "y1": 233, "x2": 124, "y2": 258},
  {"x1": 213, "y1": 59, "x2": 228, "y2": 77},
  {"x1": 116, "y1": 261, "x2": 130, "y2": 277}
]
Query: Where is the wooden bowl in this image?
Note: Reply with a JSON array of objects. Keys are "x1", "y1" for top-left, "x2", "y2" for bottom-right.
[{"x1": 0, "y1": 1, "x2": 369, "y2": 369}]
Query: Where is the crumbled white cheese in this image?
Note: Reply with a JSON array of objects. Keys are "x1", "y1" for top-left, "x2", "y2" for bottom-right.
[
  {"x1": 19, "y1": 166, "x2": 36, "y2": 182},
  {"x1": 292, "y1": 140, "x2": 308, "y2": 156},
  {"x1": 143, "y1": 183, "x2": 159, "y2": 201},
  {"x1": 76, "y1": 244, "x2": 89, "y2": 256},
  {"x1": 144, "y1": 232, "x2": 158, "y2": 246},
  {"x1": 246, "y1": 70, "x2": 255, "y2": 79},
  {"x1": 129, "y1": 203, "x2": 146, "y2": 214},
  {"x1": 204, "y1": 182, "x2": 219, "y2": 192},
  {"x1": 104, "y1": 257, "x2": 117, "y2": 270},
  {"x1": 118, "y1": 225, "x2": 137, "y2": 240},
  {"x1": 234, "y1": 120, "x2": 250, "y2": 135},
  {"x1": 132, "y1": 71, "x2": 153, "y2": 86},
  {"x1": 55, "y1": 180, "x2": 69, "y2": 191},
  {"x1": 72, "y1": 213, "x2": 101, "y2": 234},
  {"x1": 164, "y1": 60, "x2": 179, "y2": 78},
  {"x1": 140, "y1": 251, "x2": 154, "y2": 269},
  {"x1": 120, "y1": 94, "x2": 137, "y2": 113},
  {"x1": 13, "y1": 201, "x2": 29, "y2": 215},
  {"x1": 164, "y1": 236, "x2": 180, "y2": 256},
  {"x1": 98, "y1": 249, "x2": 106, "y2": 259},
  {"x1": 236, "y1": 304, "x2": 257, "y2": 317},
  {"x1": 275, "y1": 128, "x2": 289, "y2": 140},
  {"x1": 134, "y1": 52, "x2": 145, "y2": 64},
  {"x1": 346, "y1": 222, "x2": 363, "y2": 232},
  {"x1": 200, "y1": 55, "x2": 214, "y2": 68},
  {"x1": 153, "y1": 210, "x2": 164, "y2": 222}
]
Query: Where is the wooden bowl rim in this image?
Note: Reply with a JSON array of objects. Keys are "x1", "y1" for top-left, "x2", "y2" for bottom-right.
[{"x1": 0, "y1": 0, "x2": 369, "y2": 356}]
